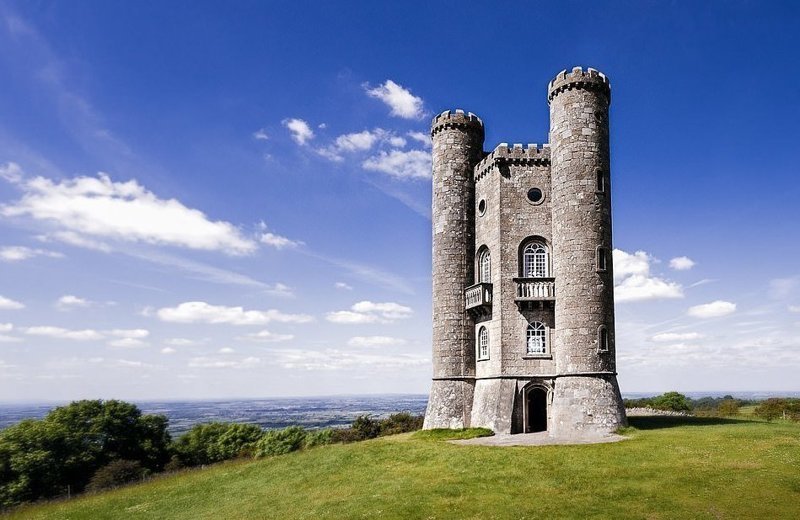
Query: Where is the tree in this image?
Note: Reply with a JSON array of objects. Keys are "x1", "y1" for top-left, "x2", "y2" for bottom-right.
[
  {"x1": 172, "y1": 422, "x2": 264, "y2": 467},
  {"x1": 0, "y1": 400, "x2": 170, "y2": 508},
  {"x1": 650, "y1": 392, "x2": 691, "y2": 412}
]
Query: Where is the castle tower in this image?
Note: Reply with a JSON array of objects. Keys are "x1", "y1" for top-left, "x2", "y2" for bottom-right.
[
  {"x1": 424, "y1": 67, "x2": 626, "y2": 438},
  {"x1": 547, "y1": 67, "x2": 626, "y2": 435},
  {"x1": 423, "y1": 110, "x2": 485, "y2": 429}
]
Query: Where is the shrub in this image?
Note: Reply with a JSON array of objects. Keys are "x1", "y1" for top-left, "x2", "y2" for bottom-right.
[
  {"x1": 754, "y1": 398, "x2": 800, "y2": 422},
  {"x1": 379, "y1": 413, "x2": 424, "y2": 436},
  {"x1": 716, "y1": 399, "x2": 740, "y2": 417},
  {"x1": 86, "y1": 460, "x2": 146, "y2": 492},
  {"x1": 254, "y1": 426, "x2": 307, "y2": 457},
  {"x1": 351, "y1": 415, "x2": 381, "y2": 440},
  {"x1": 172, "y1": 422, "x2": 263, "y2": 467},
  {"x1": 303, "y1": 429, "x2": 333, "y2": 449}
]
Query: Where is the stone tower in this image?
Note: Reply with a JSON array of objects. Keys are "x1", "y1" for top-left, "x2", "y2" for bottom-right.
[{"x1": 424, "y1": 67, "x2": 627, "y2": 437}]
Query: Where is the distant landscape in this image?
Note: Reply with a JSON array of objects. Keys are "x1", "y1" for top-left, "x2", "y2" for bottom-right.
[{"x1": 3, "y1": 392, "x2": 800, "y2": 435}]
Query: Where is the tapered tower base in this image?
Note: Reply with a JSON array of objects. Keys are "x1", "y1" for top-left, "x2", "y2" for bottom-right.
[
  {"x1": 550, "y1": 375, "x2": 627, "y2": 438},
  {"x1": 423, "y1": 379, "x2": 475, "y2": 429}
]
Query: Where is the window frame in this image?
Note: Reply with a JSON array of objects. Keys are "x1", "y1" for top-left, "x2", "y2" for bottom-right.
[
  {"x1": 477, "y1": 247, "x2": 491, "y2": 284},
  {"x1": 598, "y1": 325, "x2": 610, "y2": 353},
  {"x1": 525, "y1": 321, "x2": 548, "y2": 356},
  {"x1": 477, "y1": 326, "x2": 490, "y2": 361},
  {"x1": 522, "y1": 241, "x2": 549, "y2": 278}
]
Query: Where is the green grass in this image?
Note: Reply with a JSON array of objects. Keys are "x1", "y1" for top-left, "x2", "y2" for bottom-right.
[
  {"x1": 8, "y1": 416, "x2": 800, "y2": 519},
  {"x1": 411, "y1": 427, "x2": 494, "y2": 441}
]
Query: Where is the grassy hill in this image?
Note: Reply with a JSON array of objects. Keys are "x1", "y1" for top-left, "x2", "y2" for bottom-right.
[{"x1": 8, "y1": 415, "x2": 800, "y2": 519}]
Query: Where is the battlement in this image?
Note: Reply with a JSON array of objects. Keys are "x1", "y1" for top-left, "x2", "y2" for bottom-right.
[
  {"x1": 430, "y1": 109, "x2": 484, "y2": 137},
  {"x1": 474, "y1": 143, "x2": 550, "y2": 181},
  {"x1": 547, "y1": 66, "x2": 611, "y2": 104}
]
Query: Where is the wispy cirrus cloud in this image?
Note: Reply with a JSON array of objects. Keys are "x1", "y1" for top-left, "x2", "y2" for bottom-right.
[{"x1": 0, "y1": 245, "x2": 63, "y2": 262}]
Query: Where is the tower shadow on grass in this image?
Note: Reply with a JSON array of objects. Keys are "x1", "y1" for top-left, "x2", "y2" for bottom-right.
[{"x1": 627, "y1": 415, "x2": 753, "y2": 430}]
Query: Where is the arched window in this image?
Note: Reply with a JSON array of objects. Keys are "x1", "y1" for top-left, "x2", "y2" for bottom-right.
[
  {"x1": 526, "y1": 322, "x2": 547, "y2": 355},
  {"x1": 523, "y1": 242, "x2": 549, "y2": 278},
  {"x1": 478, "y1": 248, "x2": 491, "y2": 283},
  {"x1": 477, "y1": 326, "x2": 489, "y2": 360},
  {"x1": 598, "y1": 326, "x2": 609, "y2": 352}
]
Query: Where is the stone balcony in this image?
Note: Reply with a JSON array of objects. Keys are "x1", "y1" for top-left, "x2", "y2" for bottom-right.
[
  {"x1": 514, "y1": 278, "x2": 555, "y2": 309},
  {"x1": 465, "y1": 282, "x2": 492, "y2": 317}
]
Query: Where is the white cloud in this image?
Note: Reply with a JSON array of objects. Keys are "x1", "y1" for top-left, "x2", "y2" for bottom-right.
[
  {"x1": 160, "y1": 347, "x2": 176, "y2": 354},
  {"x1": 362, "y1": 149, "x2": 431, "y2": 179},
  {"x1": 388, "y1": 136, "x2": 407, "y2": 148},
  {"x1": 327, "y1": 301, "x2": 413, "y2": 324},
  {"x1": 165, "y1": 338, "x2": 202, "y2": 346},
  {"x1": 265, "y1": 283, "x2": 294, "y2": 297},
  {"x1": 316, "y1": 128, "x2": 401, "y2": 162},
  {"x1": 274, "y1": 348, "x2": 427, "y2": 371},
  {"x1": 56, "y1": 295, "x2": 90, "y2": 310},
  {"x1": 769, "y1": 277, "x2": 799, "y2": 299},
  {"x1": 0, "y1": 246, "x2": 63, "y2": 262},
  {"x1": 669, "y1": 256, "x2": 696, "y2": 271},
  {"x1": 260, "y1": 232, "x2": 302, "y2": 250},
  {"x1": 108, "y1": 338, "x2": 147, "y2": 348},
  {"x1": 651, "y1": 332, "x2": 703, "y2": 342},
  {"x1": 157, "y1": 301, "x2": 313, "y2": 325},
  {"x1": 219, "y1": 347, "x2": 235, "y2": 354},
  {"x1": 789, "y1": 305, "x2": 800, "y2": 313},
  {"x1": 0, "y1": 296, "x2": 25, "y2": 310},
  {"x1": 109, "y1": 329, "x2": 150, "y2": 339},
  {"x1": 283, "y1": 118, "x2": 315, "y2": 145},
  {"x1": 0, "y1": 324, "x2": 19, "y2": 343},
  {"x1": 0, "y1": 324, "x2": 12, "y2": 333},
  {"x1": 613, "y1": 249, "x2": 684, "y2": 303},
  {"x1": 25, "y1": 326, "x2": 104, "y2": 341},
  {"x1": 406, "y1": 131, "x2": 431, "y2": 148},
  {"x1": 0, "y1": 162, "x2": 24, "y2": 183},
  {"x1": 188, "y1": 356, "x2": 262, "y2": 369},
  {"x1": 39, "y1": 231, "x2": 112, "y2": 252},
  {"x1": 240, "y1": 329, "x2": 294, "y2": 342},
  {"x1": 347, "y1": 336, "x2": 407, "y2": 348},
  {"x1": 1, "y1": 173, "x2": 257, "y2": 255},
  {"x1": 364, "y1": 80, "x2": 424, "y2": 119},
  {"x1": 334, "y1": 282, "x2": 353, "y2": 291},
  {"x1": 688, "y1": 300, "x2": 737, "y2": 319},
  {"x1": 253, "y1": 129, "x2": 269, "y2": 141}
]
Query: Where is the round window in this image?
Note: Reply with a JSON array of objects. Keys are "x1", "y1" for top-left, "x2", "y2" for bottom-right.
[
  {"x1": 477, "y1": 199, "x2": 486, "y2": 216},
  {"x1": 527, "y1": 188, "x2": 544, "y2": 204}
]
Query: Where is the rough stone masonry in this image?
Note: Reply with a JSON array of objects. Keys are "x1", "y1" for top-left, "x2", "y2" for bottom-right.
[{"x1": 423, "y1": 67, "x2": 627, "y2": 437}]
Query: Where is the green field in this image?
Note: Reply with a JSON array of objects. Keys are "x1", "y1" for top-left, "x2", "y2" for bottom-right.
[{"x1": 7, "y1": 416, "x2": 800, "y2": 519}]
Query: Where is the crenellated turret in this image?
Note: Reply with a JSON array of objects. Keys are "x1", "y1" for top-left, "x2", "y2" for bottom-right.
[
  {"x1": 548, "y1": 66, "x2": 626, "y2": 436},
  {"x1": 424, "y1": 109, "x2": 485, "y2": 429}
]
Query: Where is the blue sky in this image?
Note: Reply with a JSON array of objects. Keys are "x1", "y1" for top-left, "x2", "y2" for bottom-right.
[{"x1": 1, "y1": 1, "x2": 799, "y2": 401}]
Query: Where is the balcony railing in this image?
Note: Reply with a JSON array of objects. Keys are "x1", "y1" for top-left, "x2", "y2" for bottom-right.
[
  {"x1": 465, "y1": 282, "x2": 492, "y2": 314},
  {"x1": 514, "y1": 277, "x2": 555, "y2": 301}
]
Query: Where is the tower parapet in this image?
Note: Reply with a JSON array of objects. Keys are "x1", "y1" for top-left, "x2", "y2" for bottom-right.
[
  {"x1": 547, "y1": 67, "x2": 611, "y2": 104},
  {"x1": 474, "y1": 143, "x2": 550, "y2": 181}
]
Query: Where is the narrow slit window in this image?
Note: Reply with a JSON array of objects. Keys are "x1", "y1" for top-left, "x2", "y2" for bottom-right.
[
  {"x1": 596, "y1": 170, "x2": 605, "y2": 192},
  {"x1": 597, "y1": 247, "x2": 607, "y2": 271},
  {"x1": 598, "y1": 327, "x2": 609, "y2": 352}
]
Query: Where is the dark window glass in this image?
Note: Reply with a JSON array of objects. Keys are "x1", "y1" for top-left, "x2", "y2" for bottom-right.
[{"x1": 527, "y1": 188, "x2": 543, "y2": 203}]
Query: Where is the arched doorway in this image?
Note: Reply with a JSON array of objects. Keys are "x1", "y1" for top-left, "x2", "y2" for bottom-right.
[{"x1": 525, "y1": 387, "x2": 548, "y2": 433}]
